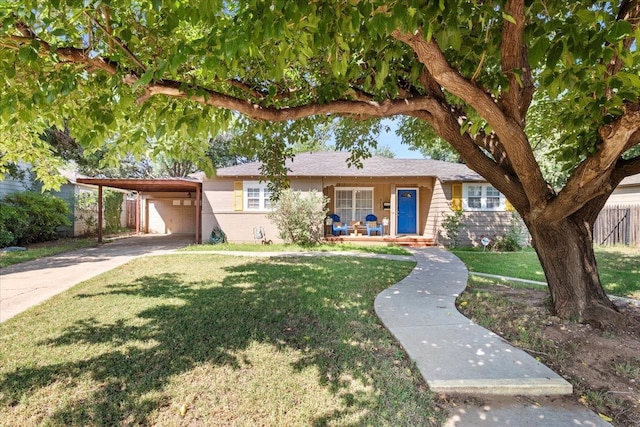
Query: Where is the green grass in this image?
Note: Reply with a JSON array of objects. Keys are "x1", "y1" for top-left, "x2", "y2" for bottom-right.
[
  {"x1": 0, "y1": 254, "x2": 444, "y2": 426},
  {"x1": 181, "y1": 242, "x2": 412, "y2": 256},
  {"x1": 0, "y1": 238, "x2": 97, "y2": 268},
  {"x1": 452, "y1": 246, "x2": 640, "y2": 299}
]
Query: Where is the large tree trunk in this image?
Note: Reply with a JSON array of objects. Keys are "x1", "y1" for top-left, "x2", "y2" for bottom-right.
[{"x1": 526, "y1": 216, "x2": 620, "y2": 327}]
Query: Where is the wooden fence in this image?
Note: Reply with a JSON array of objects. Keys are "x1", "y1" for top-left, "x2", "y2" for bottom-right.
[
  {"x1": 126, "y1": 199, "x2": 137, "y2": 229},
  {"x1": 593, "y1": 205, "x2": 640, "y2": 246}
]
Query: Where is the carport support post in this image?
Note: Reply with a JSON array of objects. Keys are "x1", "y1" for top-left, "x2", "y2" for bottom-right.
[
  {"x1": 195, "y1": 185, "x2": 201, "y2": 244},
  {"x1": 97, "y1": 185, "x2": 103, "y2": 243},
  {"x1": 135, "y1": 192, "x2": 140, "y2": 235}
]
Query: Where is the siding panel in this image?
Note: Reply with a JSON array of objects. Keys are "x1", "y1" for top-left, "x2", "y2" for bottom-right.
[{"x1": 606, "y1": 186, "x2": 640, "y2": 206}]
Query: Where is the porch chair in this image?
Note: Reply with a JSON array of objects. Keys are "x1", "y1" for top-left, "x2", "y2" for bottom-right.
[
  {"x1": 329, "y1": 214, "x2": 348, "y2": 236},
  {"x1": 365, "y1": 214, "x2": 383, "y2": 236}
]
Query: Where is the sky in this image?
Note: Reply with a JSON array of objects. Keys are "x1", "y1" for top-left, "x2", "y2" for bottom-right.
[{"x1": 376, "y1": 119, "x2": 425, "y2": 159}]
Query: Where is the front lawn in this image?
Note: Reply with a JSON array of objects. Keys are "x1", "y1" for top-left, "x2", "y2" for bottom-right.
[
  {"x1": 0, "y1": 254, "x2": 443, "y2": 426},
  {"x1": 180, "y1": 242, "x2": 412, "y2": 256},
  {"x1": 0, "y1": 237, "x2": 97, "y2": 268},
  {"x1": 452, "y1": 246, "x2": 640, "y2": 298}
]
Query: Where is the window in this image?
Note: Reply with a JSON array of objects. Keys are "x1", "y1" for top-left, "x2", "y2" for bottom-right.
[
  {"x1": 462, "y1": 183, "x2": 506, "y2": 211},
  {"x1": 243, "y1": 181, "x2": 272, "y2": 211},
  {"x1": 334, "y1": 187, "x2": 373, "y2": 222},
  {"x1": 466, "y1": 185, "x2": 482, "y2": 209}
]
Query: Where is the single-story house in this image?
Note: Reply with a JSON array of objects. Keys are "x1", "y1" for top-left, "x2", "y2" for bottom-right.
[{"x1": 202, "y1": 151, "x2": 520, "y2": 246}]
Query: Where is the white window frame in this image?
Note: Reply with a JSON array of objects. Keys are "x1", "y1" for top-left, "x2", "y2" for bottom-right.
[
  {"x1": 462, "y1": 183, "x2": 506, "y2": 211},
  {"x1": 333, "y1": 187, "x2": 374, "y2": 222},
  {"x1": 243, "y1": 181, "x2": 272, "y2": 211}
]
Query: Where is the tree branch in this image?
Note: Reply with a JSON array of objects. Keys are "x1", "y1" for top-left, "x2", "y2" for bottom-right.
[
  {"x1": 142, "y1": 79, "x2": 440, "y2": 120},
  {"x1": 473, "y1": 131, "x2": 515, "y2": 174},
  {"x1": 8, "y1": 21, "x2": 122, "y2": 76},
  {"x1": 418, "y1": 67, "x2": 446, "y2": 101},
  {"x1": 542, "y1": 104, "x2": 640, "y2": 221},
  {"x1": 407, "y1": 105, "x2": 528, "y2": 211},
  {"x1": 612, "y1": 156, "x2": 640, "y2": 181},
  {"x1": 392, "y1": 29, "x2": 549, "y2": 214},
  {"x1": 499, "y1": 0, "x2": 534, "y2": 125},
  {"x1": 605, "y1": 0, "x2": 640, "y2": 83},
  {"x1": 83, "y1": 11, "x2": 146, "y2": 72}
]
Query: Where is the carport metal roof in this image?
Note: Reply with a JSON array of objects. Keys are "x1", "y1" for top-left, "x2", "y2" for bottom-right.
[
  {"x1": 76, "y1": 177, "x2": 201, "y2": 193},
  {"x1": 76, "y1": 178, "x2": 203, "y2": 244}
]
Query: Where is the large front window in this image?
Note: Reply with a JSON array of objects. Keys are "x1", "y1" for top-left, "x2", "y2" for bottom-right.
[
  {"x1": 334, "y1": 187, "x2": 373, "y2": 222},
  {"x1": 244, "y1": 181, "x2": 272, "y2": 211},
  {"x1": 462, "y1": 183, "x2": 505, "y2": 211}
]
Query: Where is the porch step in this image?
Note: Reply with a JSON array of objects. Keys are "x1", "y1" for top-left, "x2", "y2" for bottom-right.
[
  {"x1": 394, "y1": 238, "x2": 436, "y2": 248},
  {"x1": 323, "y1": 235, "x2": 436, "y2": 248}
]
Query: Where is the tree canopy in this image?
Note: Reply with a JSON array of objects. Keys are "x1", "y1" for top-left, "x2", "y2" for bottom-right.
[{"x1": 1, "y1": 0, "x2": 640, "y2": 323}]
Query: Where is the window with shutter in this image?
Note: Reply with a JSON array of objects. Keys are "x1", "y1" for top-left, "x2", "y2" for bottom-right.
[{"x1": 461, "y1": 183, "x2": 507, "y2": 211}]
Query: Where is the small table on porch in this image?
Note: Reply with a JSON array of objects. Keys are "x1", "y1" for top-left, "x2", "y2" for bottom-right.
[{"x1": 349, "y1": 221, "x2": 361, "y2": 236}]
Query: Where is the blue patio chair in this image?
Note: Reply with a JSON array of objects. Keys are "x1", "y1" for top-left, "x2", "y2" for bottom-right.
[
  {"x1": 365, "y1": 214, "x2": 383, "y2": 236},
  {"x1": 329, "y1": 214, "x2": 348, "y2": 236}
]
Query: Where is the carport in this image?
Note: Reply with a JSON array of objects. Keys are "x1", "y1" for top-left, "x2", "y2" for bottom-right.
[{"x1": 76, "y1": 178, "x2": 202, "y2": 244}]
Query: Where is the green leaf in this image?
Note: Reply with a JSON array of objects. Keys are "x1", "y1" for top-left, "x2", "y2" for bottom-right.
[
  {"x1": 132, "y1": 69, "x2": 154, "y2": 91},
  {"x1": 375, "y1": 60, "x2": 389, "y2": 89},
  {"x1": 546, "y1": 41, "x2": 563, "y2": 70},
  {"x1": 528, "y1": 37, "x2": 549, "y2": 66},
  {"x1": 18, "y1": 46, "x2": 37, "y2": 62},
  {"x1": 449, "y1": 29, "x2": 462, "y2": 51},
  {"x1": 502, "y1": 12, "x2": 516, "y2": 24},
  {"x1": 606, "y1": 20, "x2": 631, "y2": 42}
]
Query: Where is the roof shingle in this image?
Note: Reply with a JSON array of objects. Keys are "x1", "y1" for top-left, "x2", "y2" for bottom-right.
[{"x1": 215, "y1": 151, "x2": 483, "y2": 182}]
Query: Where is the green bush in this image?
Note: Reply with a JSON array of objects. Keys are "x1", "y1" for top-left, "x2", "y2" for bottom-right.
[
  {"x1": 74, "y1": 190, "x2": 124, "y2": 235},
  {"x1": 104, "y1": 190, "x2": 124, "y2": 233},
  {"x1": 493, "y1": 212, "x2": 523, "y2": 252},
  {"x1": 268, "y1": 189, "x2": 329, "y2": 245},
  {"x1": 441, "y1": 209, "x2": 465, "y2": 248},
  {"x1": 0, "y1": 192, "x2": 71, "y2": 246},
  {"x1": 74, "y1": 191, "x2": 99, "y2": 235},
  {"x1": 0, "y1": 204, "x2": 27, "y2": 246}
]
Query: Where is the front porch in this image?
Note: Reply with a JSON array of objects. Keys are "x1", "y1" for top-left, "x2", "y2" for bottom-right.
[
  {"x1": 323, "y1": 234, "x2": 436, "y2": 248},
  {"x1": 322, "y1": 177, "x2": 438, "y2": 243}
]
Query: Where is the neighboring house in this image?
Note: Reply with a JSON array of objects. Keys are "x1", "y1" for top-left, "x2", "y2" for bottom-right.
[
  {"x1": 605, "y1": 173, "x2": 640, "y2": 206},
  {"x1": 56, "y1": 170, "x2": 129, "y2": 237},
  {"x1": 202, "y1": 151, "x2": 520, "y2": 246},
  {"x1": 0, "y1": 162, "x2": 32, "y2": 198},
  {"x1": 595, "y1": 173, "x2": 640, "y2": 246},
  {"x1": 0, "y1": 168, "x2": 128, "y2": 237}
]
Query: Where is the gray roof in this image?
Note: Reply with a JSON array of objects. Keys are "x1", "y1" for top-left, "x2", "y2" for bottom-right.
[
  {"x1": 619, "y1": 173, "x2": 640, "y2": 186},
  {"x1": 215, "y1": 151, "x2": 483, "y2": 182}
]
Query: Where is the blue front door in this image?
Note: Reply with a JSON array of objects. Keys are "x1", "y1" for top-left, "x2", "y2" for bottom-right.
[{"x1": 397, "y1": 189, "x2": 417, "y2": 234}]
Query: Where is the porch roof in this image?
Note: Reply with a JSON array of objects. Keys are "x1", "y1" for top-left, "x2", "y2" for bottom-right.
[{"x1": 216, "y1": 151, "x2": 483, "y2": 181}]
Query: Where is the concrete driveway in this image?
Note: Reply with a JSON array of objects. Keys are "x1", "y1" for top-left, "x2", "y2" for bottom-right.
[{"x1": 0, "y1": 234, "x2": 193, "y2": 322}]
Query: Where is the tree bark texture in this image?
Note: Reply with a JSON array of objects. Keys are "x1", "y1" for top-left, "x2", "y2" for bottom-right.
[{"x1": 526, "y1": 215, "x2": 618, "y2": 326}]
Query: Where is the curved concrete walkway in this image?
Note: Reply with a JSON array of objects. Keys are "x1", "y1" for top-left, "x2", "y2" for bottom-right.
[{"x1": 375, "y1": 248, "x2": 610, "y2": 427}]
